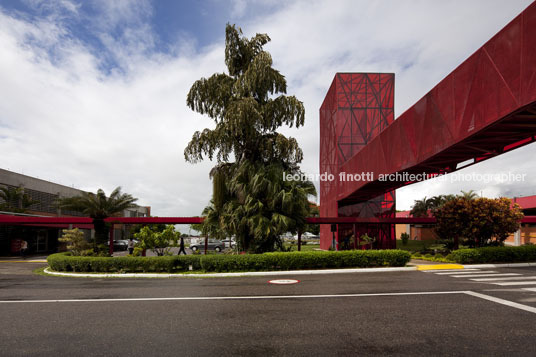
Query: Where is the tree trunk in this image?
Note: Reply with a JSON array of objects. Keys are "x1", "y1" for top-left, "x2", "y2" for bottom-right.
[{"x1": 92, "y1": 218, "x2": 108, "y2": 251}]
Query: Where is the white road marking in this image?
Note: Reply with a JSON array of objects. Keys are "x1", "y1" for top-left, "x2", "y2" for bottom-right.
[
  {"x1": 465, "y1": 291, "x2": 536, "y2": 314},
  {"x1": 0, "y1": 291, "x2": 467, "y2": 304},
  {"x1": 268, "y1": 279, "x2": 300, "y2": 285},
  {"x1": 434, "y1": 271, "x2": 495, "y2": 275},
  {"x1": 491, "y1": 281, "x2": 536, "y2": 286},
  {"x1": 471, "y1": 276, "x2": 536, "y2": 282},
  {"x1": 450, "y1": 273, "x2": 521, "y2": 278},
  {"x1": 2, "y1": 290, "x2": 536, "y2": 315},
  {"x1": 523, "y1": 288, "x2": 536, "y2": 292}
]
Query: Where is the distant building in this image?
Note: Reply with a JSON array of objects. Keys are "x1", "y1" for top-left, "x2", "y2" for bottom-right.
[
  {"x1": 396, "y1": 195, "x2": 536, "y2": 245},
  {"x1": 0, "y1": 168, "x2": 150, "y2": 255}
]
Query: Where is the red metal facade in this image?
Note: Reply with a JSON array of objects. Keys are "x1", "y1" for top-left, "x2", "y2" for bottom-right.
[
  {"x1": 320, "y1": 73, "x2": 396, "y2": 250},
  {"x1": 319, "y1": 2, "x2": 536, "y2": 249}
]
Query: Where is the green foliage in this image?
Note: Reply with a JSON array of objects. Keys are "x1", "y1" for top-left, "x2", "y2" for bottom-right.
[
  {"x1": 200, "y1": 250, "x2": 411, "y2": 272},
  {"x1": 410, "y1": 194, "x2": 456, "y2": 217},
  {"x1": 358, "y1": 234, "x2": 375, "y2": 246},
  {"x1": 434, "y1": 197, "x2": 523, "y2": 248},
  {"x1": 47, "y1": 250, "x2": 411, "y2": 273},
  {"x1": 47, "y1": 253, "x2": 203, "y2": 273},
  {"x1": 57, "y1": 187, "x2": 137, "y2": 250},
  {"x1": 184, "y1": 24, "x2": 315, "y2": 253},
  {"x1": 449, "y1": 246, "x2": 536, "y2": 264},
  {"x1": 134, "y1": 225, "x2": 179, "y2": 256},
  {"x1": 400, "y1": 232, "x2": 410, "y2": 246},
  {"x1": 58, "y1": 228, "x2": 90, "y2": 256},
  {"x1": 0, "y1": 185, "x2": 39, "y2": 213}
]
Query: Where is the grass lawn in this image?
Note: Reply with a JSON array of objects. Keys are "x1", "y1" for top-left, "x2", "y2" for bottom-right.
[
  {"x1": 396, "y1": 239, "x2": 446, "y2": 252},
  {"x1": 284, "y1": 243, "x2": 321, "y2": 252}
]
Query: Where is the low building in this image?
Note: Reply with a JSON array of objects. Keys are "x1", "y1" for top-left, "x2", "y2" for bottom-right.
[
  {"x1": 396, "y1": 195, "x2": 536, "y2": 245},
  {"x1": 0, "y1": 168, "x2": 150, "y2": 255}
]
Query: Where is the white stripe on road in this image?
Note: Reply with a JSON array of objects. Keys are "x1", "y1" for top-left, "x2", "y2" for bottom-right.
[
  {"x1": 465, "y1": 291, "x2": 536, "y2": 314},
  {"x1": 490, "y1": 281, "x2": 536, "y2": 286},
  {"x1": 0, "y1": 291, "x2": 468, "y2": 304},
  {"x1": 450, "y1": 273, "x2": 521, "y2": 278},
  {"x1": 471, "y1": 276, "x2": 536, "y2": 282},
  {"x1": 2, "y1": 291, "x2": 536, "y2": 315},
  {"x1": 434, "y1": 271, "x2": 495, "y2": 275},
  {"x1": 523, "y1": 288, "x2": 536, "y2": 292}
]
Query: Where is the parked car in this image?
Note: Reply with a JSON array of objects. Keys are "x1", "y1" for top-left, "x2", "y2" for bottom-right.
[
  {"x1": 106, "y1": 239, "x2": 139, "y2": 251},
  {"x1": 189, "y1": 239, "x2": 225, "y2": 252},
  {"x1": 221, "y1": 239, "x2": 236, "y2": 248},
  {"x1": 106, "y1": 240, "x2": 128, "y2": 251}
]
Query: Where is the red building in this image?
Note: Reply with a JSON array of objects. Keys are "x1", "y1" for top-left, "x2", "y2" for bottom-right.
[{"x1": 319, "y1": 2, "x2": 536, "y2": 250}]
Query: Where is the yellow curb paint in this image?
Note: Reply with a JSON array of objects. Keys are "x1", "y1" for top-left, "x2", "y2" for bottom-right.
[{"x1": 416, "y1": 264, "x2": 464, "y2": 271}]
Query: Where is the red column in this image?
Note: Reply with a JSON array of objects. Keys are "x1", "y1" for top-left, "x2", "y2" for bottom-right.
[{"x1": 109, "y1": 224, "x2": 114, "y2": 256}]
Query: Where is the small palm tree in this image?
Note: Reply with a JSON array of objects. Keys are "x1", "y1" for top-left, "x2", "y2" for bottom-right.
[
  {"x1": 459, "y1": 190, "x2": 479, "y2": 201},
  {"x1": 410, "y1": 197, "x2": 432, "y2": 217},
  {"x1": 58, "y1": 187, "x2": 137, "y2": 250},
  {"x1": 0, "y1": 186, "x2": 39, "y2": 213}
]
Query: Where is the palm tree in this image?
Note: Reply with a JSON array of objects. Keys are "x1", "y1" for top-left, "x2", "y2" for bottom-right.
[
  {"x1": 219, "y1": 161, "x2": 316, "y2": 252},
  {"x1": 410, "y1": 197, "x2": 432, "y2": 217},
  {"x1": 459, "y1": 190, "x2": 479, "y2": 200},
  {"x1": 0, "y1": 185, "x2": 39, "y2": 213},
  {"x1": 58, "y1": 187, "x2": 137, "y2": 250}
]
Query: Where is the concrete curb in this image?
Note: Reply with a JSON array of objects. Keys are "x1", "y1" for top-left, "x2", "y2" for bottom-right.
[
  {"x1": 42, "y1": 262, "x2": 536, "y2": 278},
  {"x1": 44, "y1": 266, "x2": 417, "y2": 278}
]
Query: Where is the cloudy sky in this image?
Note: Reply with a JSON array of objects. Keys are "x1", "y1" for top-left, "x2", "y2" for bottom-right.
[{"x1": 1, "y1": 0, "x2": 535, "y2": 222}]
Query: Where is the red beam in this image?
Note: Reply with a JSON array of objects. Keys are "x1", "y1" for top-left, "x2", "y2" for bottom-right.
[
  {"x1": 105, "y1": 217, "x2": 204, "y2": 224},
  {"x1": 1, "y1": 214, "x2": 534, "y2": 225},
  {"x1": 306, "y1": 217, "x2": 436, "y2": 224},
  {"x1": 0, "y1": 216, "x2": 204, "y2": 225}
]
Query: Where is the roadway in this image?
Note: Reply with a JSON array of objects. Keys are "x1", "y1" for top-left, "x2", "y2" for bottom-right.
[{"x1": 1, "y1": 262, "x2": 536, "y2": 356}]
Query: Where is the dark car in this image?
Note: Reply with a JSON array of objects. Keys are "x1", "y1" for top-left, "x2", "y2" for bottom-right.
[
  {"x1": 189, "y1": 239, "x2": 224, "y2": 252},
  {"x1": 106, "y1": 239, "x2": 128, "y2": 251}
]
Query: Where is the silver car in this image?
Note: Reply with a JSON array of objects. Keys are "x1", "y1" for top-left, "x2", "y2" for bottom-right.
[{"x1": 189, "y1": 239, "x2": 225, "y2": 252}]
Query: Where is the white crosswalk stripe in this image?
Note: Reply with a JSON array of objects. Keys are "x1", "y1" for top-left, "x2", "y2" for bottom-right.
[
  {"x1": 470, "y1": 276, "x2": 536, "y2": 282},
  {"x1": 434, "y1": 271, "x2": 497, "y2": 275},
  {"x1": 450, "y1": 273, "x2": 521, "y2": 278},
  {"x1": 491, "y1": 281, "x2": 536, "y2": 286},
  {"x1": 423, "y1": 268, "x2": 536, "y2": 289}
]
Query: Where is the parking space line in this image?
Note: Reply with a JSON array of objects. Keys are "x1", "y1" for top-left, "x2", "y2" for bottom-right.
[
  {"x1": 450, "y1": 273, "x2": 521, "y2": 278},
  {"x1": 523, "y1": 288, "x2": 536, "y2": 292},
  {"x1": 464, "y1": 291, "x2": 536, "y2": 314}
]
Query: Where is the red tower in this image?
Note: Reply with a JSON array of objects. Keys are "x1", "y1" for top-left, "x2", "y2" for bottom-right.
[{"x1": 319, "y1": 73, "x2": 396, "y2": 250}]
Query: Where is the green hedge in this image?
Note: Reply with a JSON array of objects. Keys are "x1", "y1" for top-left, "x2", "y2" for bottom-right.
[
  {"x1": 47, "y1": 253, "x2": 202, "y2": 273},
  {"x1": 47, "y1": 250, "x2": 411, "y2": 273},
  {"x1": 449, "y1": 245, "x2": 536, "y2": 264}
]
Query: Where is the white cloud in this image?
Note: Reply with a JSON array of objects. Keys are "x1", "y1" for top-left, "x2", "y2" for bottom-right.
[{"x1": 0, "y1": 0, "x2": 534, "y2": 226}]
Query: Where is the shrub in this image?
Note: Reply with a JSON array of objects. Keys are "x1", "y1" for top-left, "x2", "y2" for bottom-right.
[
  {"x1": 434, "y1": 197, "x2": 523, "y2": 248},
  {"x1": 47, "y1": 253, "x2": 202, "y2": 273},
  {"x1": 400, "y1": 232, "x2": 410, "y2": 246},
  {"x1": 58, "y1": 228, "x2": 90, "y2": 256},
  {"x1": 449, "y1": 246, "x2": 536, "y2": 264},
  {"x1": 47, "y1": 250, "x2": 411, "y2": 273}
]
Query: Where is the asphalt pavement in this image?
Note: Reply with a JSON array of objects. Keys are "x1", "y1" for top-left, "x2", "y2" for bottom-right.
[{"x1": 1, "y1": 261, "x2": 536, "y2": 356}]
